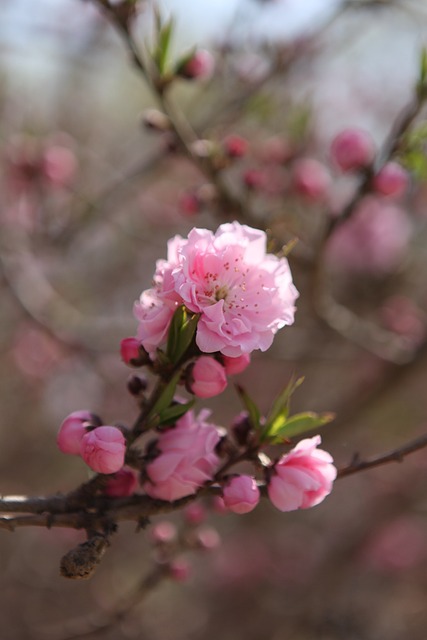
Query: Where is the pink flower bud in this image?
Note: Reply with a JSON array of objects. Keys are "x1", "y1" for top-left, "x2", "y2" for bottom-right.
[
  {"x1": 169, "y1": 559, "x2": 191, "y2": 582},
  {"x1": 150, "y1": 521, "x2": 177, "y2": 544},
  {"x1": 181, "y1": 50, "x2": 215, "y2": 80},
  {"x1": 104, "y1": 468, "x2": 138, "y2": 497},
  {"x1": 330, "y1": 128, "x2": 375, "y2": 172},
  {"x1": 211, "y1": 495, "x2": 228, "y2": 514},
  {"x1": 222, "y1": 475, "x2": 260, "y2": 514},
  {"x1": 268, "y1": 436, "x2": 336, "y2": 512},
  {"x1": 120, "y1": 337, "x2": 141, "y2": 365},
  {"x1": 243, "y1": 168, "x2": 265, "y2": 190},
  {"x1": 42, "y1": 145, "x2": 77, "y2": 188},
  {"x1": 179, "y1": 191, "x2": 200, "y2": 216},
  {"x1": 223, "y1": 135, "x2": 248, "y2": 158},
  {"x1": 57, "y1": 410, "x2": 93, "y2": 455},
  {"x1": 291, "y1": 158, "x2": 331, "y2": 202},
  {"x1": 189, "y1": 356, "x2": 227, "y2": 398},
  {"x1": 260, "y1": 136, "x2": 293, "y2": 164},
  {"x1": 196, "y1": 526, "x2": 221, "y2": 550},
  {"x1": 80, "y1": 426, "x2": 126, "y2": 474},
  {"x1": 183, "y1": 503, "x2": 207, "y2": 525},
  {"x1": 222, "y1": 354, "x2": 250, "y2": 376},
  {"x1": 372, "y1": 162, "x2": 408, "y2": 197}
]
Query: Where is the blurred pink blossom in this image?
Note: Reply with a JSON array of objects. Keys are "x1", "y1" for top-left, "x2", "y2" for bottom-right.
[
  {"x1": 330, "y1": 128, "x2": 375, "y2": 172},
  {"x1": 268, "y1": 435, "x2": 336, "y2": 512},
  {"x1": 372, "y1": 162, "x2": 409, "y2": 198},
  {"x1": 145, "y1": 409, "x2": 221, "y2": 501},
  {"x1": 291, "y1": 158, "x2": 331, "y2": 202},
  {"x1": 327, "y1": 196, "x2": 411, "y2": 274},
  {"x1": 181, "y1": 50, "x2": 215, "y2": 80},
  {"x1": 80, "y1": 426, "x2": 126, "y2": 474},
  {"x1": 363, "y1": 517, "x2": 427, "y2": 572}
]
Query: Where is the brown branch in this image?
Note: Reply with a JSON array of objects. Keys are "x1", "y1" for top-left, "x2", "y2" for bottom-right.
[{"x1": 337, "y1": 432, "x2": 427, "y2": 478}]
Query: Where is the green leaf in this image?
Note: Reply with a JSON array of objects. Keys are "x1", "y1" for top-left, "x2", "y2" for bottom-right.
[
  {"x1": 157, "y1": 17, "x2": 175, "y2": 75},
  {"x1": 166, "y1": 306, "x2": 199, "y2": 365},
  {"x1": 270, "y1": 411, "x2": 334, "y2": 442},
  {"x1": 235, "y1": 385, "x2": 261, "y2": 430},
  {"x1": 158, "y1": 399, "x2": 195, "y2": 426},
  {"x1": 265, "y1": 376, "x2": 304, "y2": 433},
  {"x1": 146, "y1": 371, "x2": 181, "y2": 425},
  {"x1": 418, "y1": 47, "x2": 427, "y2": 96}
]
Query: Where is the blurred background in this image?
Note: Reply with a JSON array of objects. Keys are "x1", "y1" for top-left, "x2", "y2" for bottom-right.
[{"x1": 2, "y1": 1, "x2": 427, "y2": 638}]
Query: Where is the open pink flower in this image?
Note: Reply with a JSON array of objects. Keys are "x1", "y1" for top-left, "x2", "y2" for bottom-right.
[
  {"x1": 134, "y1": 236, "x2": 184, "y2": 356},
  {"x1": 173, "y1": 222, "x2": 298, "y2": 356},
  {"x1": 268, "y1": 436, "x2": 336, "y2": 512},
  {"x1": 223, "y1": 475, "x2": 260, "y2": 514},
  {"x1": 134, "y1": 222, "x2": 298, "y2": 358},
  {"x1": 145, "y1": 410, "x2": 221, "y2": 501},
  {"x1": 80, "y1": 426, "x2": 126, "y2": 474}
]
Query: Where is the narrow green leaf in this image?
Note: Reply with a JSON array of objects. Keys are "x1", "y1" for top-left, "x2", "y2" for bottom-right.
[
  {"x1": 166, "y1": 305, "x2": 199, "y2": 364},
  {"x1": 147, "y1": 371, "x2": 181, "y2": 424},
  {"x1": 235, "y1": 385, "x2": 261, "y2": 430},
  {"x1": 418, "y1": 47, "x2": 427, "y2": 92},
  {"x1": 157, "y1": 17, "x2": 174, "y2": 75},
  {"x1": 271, "y1": 411, "x2": 334, "y2": 442},
  {"x1": 265, "y1": 376, "x2": 304, "y2": 431},
  {"x1": 158, "y1": 399, "x2": 195, "y2": 426}
]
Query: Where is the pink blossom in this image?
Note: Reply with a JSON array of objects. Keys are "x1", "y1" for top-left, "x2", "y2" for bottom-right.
[
  {"x1": 173, "y1": 222, "x2": 298, "y2": 356},
  {"x1": 223, "y1": 135, "x2": 248, "y2": 158},
  {"x1": 196, "y1": 526, "x2": 221, "y2": 550},
  {"x1": 189, "y1": 356, "x2": 228, "y2": 398},
  {"x1": 243, "y1": 168, "x2": 266, "y2": 190},
  {"x1": 150, "y1": 521, "x2": 177, "y2": 544},
  {"x1": 42, "y1": 144, "x2": 77, "y2": 188},
  {"x1": 268, "y1": 436, "x2": 336, "y2": 512},
  {"x1": 327, "y1": 196, "x2": 411, "y2": 274},
  {"x1": 145, "y1": 410, "x2": 221, "y2": 501},
  {"x1": 184, "y1": 503, "x2": 207, "y2": 525},
  {"x1": 57, "y1": 410, "x2": 93, "y2": 455},
  {"x1": 134, "y1": 236, "x2": 184, "y2": 356},
  {"x1": 330, "y1": 128, "x2": 375, "y2": 172},
  {"x1": 222, "y1": 353, "x2": 250, "y2": 375},
  {"x1": 80, "y1": 426, "x2": 126, "y2": 474},
  {"x1": 223, "y1": 475, "x2": 260, "y2": 514},
  {"x1": 372, "y1": 162, "x2": 408, "y2": 198},
  {"x1": 104, "y1": 468, "x2": 138, "y2": 497},
  {"x1": 179, "y1": 191, "x2": 200, "y2": 216},
  {"x1": 135, "y1": 222, "x2": 298, "y2": 358},
  {"x1": 169, "y1": 559, "x2": 191, "y2": 581},
  {"x1": 181, "y1": 49, "x2": 215, "y2": 80},
  {"x1": 120, "y1": 337, "x2": 141, "y2": 365},
  {"x1": 291, "y1": 158, "x2": 331, "y2": 202}
]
